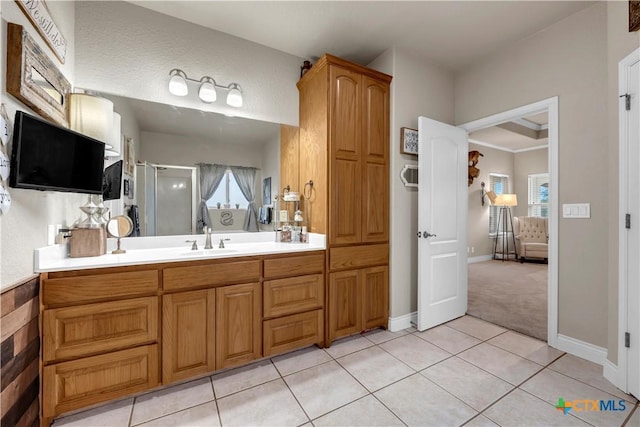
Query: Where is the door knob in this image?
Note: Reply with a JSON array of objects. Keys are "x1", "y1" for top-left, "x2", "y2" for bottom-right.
[{"x1": 423, "y1": 232, "x2": 437, "y2": 238}]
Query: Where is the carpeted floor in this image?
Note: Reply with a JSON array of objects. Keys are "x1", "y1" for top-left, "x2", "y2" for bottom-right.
[{"x1": 467, "y1": 260, "x2": 548, "y2": 341}]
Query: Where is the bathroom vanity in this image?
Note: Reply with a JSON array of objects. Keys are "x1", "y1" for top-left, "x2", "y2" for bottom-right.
[{"x1": 35, "y1": 234, "x2": 326, "y2": 425}]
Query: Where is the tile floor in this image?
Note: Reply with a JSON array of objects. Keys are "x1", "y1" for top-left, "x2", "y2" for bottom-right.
[{"x1": 52, "y1": 316, "x2": 639, "y2": 427}]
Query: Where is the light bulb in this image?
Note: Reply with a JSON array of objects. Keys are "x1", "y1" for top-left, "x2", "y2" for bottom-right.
[
  {"x1": 168, "y1": 69, "x2": 188, "y2": 96},
  {"x1": 198, "y1": 77, "x2": 217, "y2": 103},
  {"x1": 226, "y1": 84, "x2": 243, "y2": 107}
]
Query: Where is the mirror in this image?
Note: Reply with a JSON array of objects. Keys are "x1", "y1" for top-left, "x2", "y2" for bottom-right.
[
  {"x1": 100, "y1": 94, "x2": 282, "y2": 238},
  {"x1": 106, "y1": 215, "x2": 133, "y2": 254},
  {"x1": 6, "y1": 23, "x2": 71, "y2": 126}
]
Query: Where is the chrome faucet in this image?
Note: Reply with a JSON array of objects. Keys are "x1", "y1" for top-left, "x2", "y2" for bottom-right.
[
  {"x1": 185, "y1": 240, "x2": 198, "y2": 251},
  {"x1": 204, "y1": 227, "x2": 213, "y2": 249},
  {"x1": 219, "y1": 238, "x2": 230, "y2": 249}
]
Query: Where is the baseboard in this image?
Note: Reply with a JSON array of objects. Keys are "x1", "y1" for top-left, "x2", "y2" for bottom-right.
[
  {"x1": 388, "y1": 311, "x2": 417, "y2": 332},
  {"x1": 468, "y1": 255, "x2": 492, "y2": 264},
  {"x1": 603, "y1": 358, "x2": 627, "y2": 392},
  {"x1": 555, "y1": 334, "x2": 607, "y2": 365}
]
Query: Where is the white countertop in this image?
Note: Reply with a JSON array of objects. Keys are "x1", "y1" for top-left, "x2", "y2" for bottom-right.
[{"x1": 34, "y1": 232, "x2": 326, "y2": 273}]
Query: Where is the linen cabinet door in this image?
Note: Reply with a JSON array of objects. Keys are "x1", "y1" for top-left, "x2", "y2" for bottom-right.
[
  {"x1": 328, "y1": 270, "x2": 362, "y2": 342},
  {"x1": 362, "y1": 76, "x2": 389, "y2": 243},
  {"x1": 216, "y1": 282, "x2": 262, "y2": 369},
  {"x1": 162, "y1": 289, "x2": 215, "y2": 383},
  {"x1": 361, "y1": 265, "x2": 389, "y2": 330}
]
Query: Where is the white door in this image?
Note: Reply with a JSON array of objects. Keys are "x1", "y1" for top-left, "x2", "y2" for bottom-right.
[
  {"x1": 625, "y1": 57, "x2": 639, "y2": 398},
  {"x1": 417, "y1": 117, "x2": 469, "y2": 331}
]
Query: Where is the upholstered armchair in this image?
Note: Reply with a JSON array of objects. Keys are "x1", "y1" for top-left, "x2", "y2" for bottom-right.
[{"x1": 513, "y1": 216, "x2": 548, "y2": 263}]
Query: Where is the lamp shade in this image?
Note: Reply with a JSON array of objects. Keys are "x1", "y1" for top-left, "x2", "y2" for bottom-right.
[
  {"x1": 495, "y1": 193, "x2": 517, "y2": 206},
  {"x1": 68, "y1": 93, "x2": 114, "y2": 144},
  {"x1": 226, "y1": 84, "x2": 243, "y2": 107},
  {"x1": 198, "y1": 77, "x2": 217, "y2": 103},
  {"x1": 105, "y1": 112, "x2": 121, "y2": 157},
  {"x1": 168, "y1": 69, "x2": 188, "y2": 96}
]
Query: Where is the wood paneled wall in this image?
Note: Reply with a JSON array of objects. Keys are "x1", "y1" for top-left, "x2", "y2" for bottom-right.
[{"x1": 1, "y1": 276, "x2": 40, "y2": 427}]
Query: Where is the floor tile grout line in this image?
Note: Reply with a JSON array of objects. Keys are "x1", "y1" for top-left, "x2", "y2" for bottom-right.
[
  {"x1": 209, "y1": 375, "x2": 224, "y2": 427},
  {"x1": 368, "y1": 392, "x2": 410, "y2": 427},
  {"x1": 513, "y1": 387, "x2": 598, "y2": 427},
  {"x1": 620, "y1": 401, "x2": 639, "y2": 427},
  {"x1": 365, "y1": 335, "x2": 450, "y2": 374},
  {"x1": 127, "y1": 398, "x2": 135, "y2": 427},
  {"x1": 474, "y1": 351, "x2": 599, "y2": 427},
  {"x1": 276, "y1": 359, "x2": 314, "y2": 425}
]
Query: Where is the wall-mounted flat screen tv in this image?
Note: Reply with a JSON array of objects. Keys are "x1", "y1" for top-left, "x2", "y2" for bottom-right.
[
  {"x1": 103, "y1": 160, "x2": 123, "y2": 201},
  {"x1": 9, "y1": 111, "x2": 105, "y2": 194}
]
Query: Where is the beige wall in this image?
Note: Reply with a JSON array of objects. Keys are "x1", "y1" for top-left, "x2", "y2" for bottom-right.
[
  {"x1": 0, "y1": 1, "x2": 82, "y2": 288},
  {"x1": 513, "y1": 148, "x2": 548, "y2": 218},
  {"x1": 467, "y1": 143, "x2": 514, "y2": 257},
  {"x1": 606, "y1": 1, "x2": 640, "y2": 364},
  {"x1": 455, "y1": 4, "x2": 609, "y2": 347},
  {"x1": 369, "y1": 48, "x2": 454, "y2": 319}
]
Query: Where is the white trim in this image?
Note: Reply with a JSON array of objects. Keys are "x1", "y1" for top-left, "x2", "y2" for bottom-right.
[
  {"x1": 513, "y1": 117, "x2": 543, "y2": 131},
  {"x1": 468, "y1": 138, "x2": 548, "y2": 154},
  {"x1": 388, "y1": 311, "x2": 417, "y2": 332},
  {"x1": 468, "y1": 255, "x2": 492, "y2": 264},
  {"x1": 460, "y1": 96, "x2": 559, "y2": 348},
  {"x1": 555, "y1": 334, "x2": 607, "y2": 365},
  {"x1": 617, "y1": 47, "x2": 640, "y2": 395},
  {"x1": 513, "y1": 145, "x2": 549, "y2": 154},
  {"x1": 604, "y1": 359, "x2": 624, "y2": 391}
]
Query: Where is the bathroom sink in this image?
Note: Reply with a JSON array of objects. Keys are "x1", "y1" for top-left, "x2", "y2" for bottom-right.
[{"x1": 178, "y1": 249, "x2": 237, "y2": 256}]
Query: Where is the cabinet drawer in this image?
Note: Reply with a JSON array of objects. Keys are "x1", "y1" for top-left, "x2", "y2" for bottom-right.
[
  {"x1": 329, "y1": 244, "x2": 388, "y2": 271},
  {"x1": 43, "y1": 270, "x2": 159, "y2": 305},
  {"x1": 263, "y1": 253, "x2": 324, "y2": 279},
  {"x1": 43, "y1": 297, "x2": 158, "y2": 363},
  {"x1": 264, "y1": 274, "x2": 324, "y2": 318},
  {"x1": 164, "y1": 260, "x2": 260, "y2": 291},
  {"x1": 43, "y1": 345, "x2": 159, "y2": 419},
  {"x1": 263, "y1": 310, "x2": 323, "y2": 357}
]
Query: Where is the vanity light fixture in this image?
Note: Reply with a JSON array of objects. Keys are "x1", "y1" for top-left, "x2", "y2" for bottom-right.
[{"x1": 168, "y1": 69, "x2": 243, "y2": 107}]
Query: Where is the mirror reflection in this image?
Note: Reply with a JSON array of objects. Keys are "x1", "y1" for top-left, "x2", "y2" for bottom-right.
[
  {"x1": 31, "y1": 67, "x2": 63, "y2": 104},
  {"x1": 102, "y1": 94, "x2": 282, "y2": 237}
]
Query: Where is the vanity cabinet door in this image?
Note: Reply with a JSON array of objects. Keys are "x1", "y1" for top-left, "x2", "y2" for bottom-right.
[
  {"x1": 362, "y1": 265, "x2": 389, "y2": 330},
  {"x1": 328, "y1": 270, "x2": 362, "y2": 342},
  {"x1": 162, "y1": 289, "x2": 215, "y2": 383},
  {"x1": 216, "y1": 282, "x2": 261, "y2": 369}
]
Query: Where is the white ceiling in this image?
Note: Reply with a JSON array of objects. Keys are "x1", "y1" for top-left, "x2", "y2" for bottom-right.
[
  {"x1": 128, "y1": 1, "x2": 594, "y2": 70},
  {"x1": 469, "y1": 113, "x2": 549, "y2": 152}
]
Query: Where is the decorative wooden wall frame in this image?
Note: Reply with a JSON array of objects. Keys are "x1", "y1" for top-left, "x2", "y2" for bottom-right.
[
  {"x1": 400, "y1": 127, "x2": 418, "y2": 156},
  {"x1": 14, "y1": 0, "x2": 68, "y2": 63},
  {"x1": 630, "y1": 1, "x2": 640, "y2": 32},
  {"x1": 6, "y1": 23, "x2": 70, "y2": 127}
]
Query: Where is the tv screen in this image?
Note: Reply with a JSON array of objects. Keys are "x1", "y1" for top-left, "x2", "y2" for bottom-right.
[
  {"x1": 103, "y1": 160, "x2": 123, "y2": 201},
  {"x1": 9, "y1": 111, "x2": 105, "y2": 194}
]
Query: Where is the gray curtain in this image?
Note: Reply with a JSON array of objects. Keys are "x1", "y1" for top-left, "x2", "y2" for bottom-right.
[
  {"x1": 196, "y1": 163, "x2": 227, "y2": 232},
  {"x1": 229, "y1": 166, "x2": 259, "y2": 232}
]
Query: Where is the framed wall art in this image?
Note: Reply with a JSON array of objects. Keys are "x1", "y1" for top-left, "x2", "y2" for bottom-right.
[
  {"x1": 14, "y1": 0, "x2": 68, "y2": 63},
  {"x1": 6, "y1": 23, "x2": 70, "y2": 127},
  {"x1": 400, "y1": 127, "x2": 418, "y2": 156}
]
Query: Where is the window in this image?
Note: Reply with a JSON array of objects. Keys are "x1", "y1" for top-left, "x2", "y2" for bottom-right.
[
  {"x1": 489, "y1": 173, "x2": 509, "y2": 235},
  {"x1": 206, "y1": 170, "x2": 247, "y2": 208},
  {"x1": 528, "y1": 173, "x2": 549, "y2": 217}
]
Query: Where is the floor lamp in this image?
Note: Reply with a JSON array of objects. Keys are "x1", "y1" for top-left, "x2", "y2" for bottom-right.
[{"x1": 492, "y1": 194, "x2": 518, "y2": 261}]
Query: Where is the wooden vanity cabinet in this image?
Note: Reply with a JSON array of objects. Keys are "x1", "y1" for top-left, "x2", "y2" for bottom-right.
[
  {"x1": 40, "y1": 267, "x2": 161, "y2": 424},
  {"x1": 40, "y1": 251, "x2": 326, "y2": 425},
  {"x1": 295, "y1": 54, "x2": 391, "y2": 344}
]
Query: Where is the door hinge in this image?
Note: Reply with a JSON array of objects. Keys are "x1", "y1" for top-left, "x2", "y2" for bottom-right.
[
  {"x1": 625, "y1": 332, "x2": 630, "y2": 348},
  {"x1": 620, "y1": 94, "x2": 631, "y2": 111},
  {"x1": 626, "y1": 214, "x2": 631, "y2": 229}
]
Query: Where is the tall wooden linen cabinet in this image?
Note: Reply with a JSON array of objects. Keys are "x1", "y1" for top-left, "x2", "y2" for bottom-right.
[{"x1": 284, "y1": 54, "x2": 392, "y2": 345}]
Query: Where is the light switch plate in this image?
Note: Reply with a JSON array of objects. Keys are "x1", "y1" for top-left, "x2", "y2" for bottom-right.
[{"x1": 563, "y1": 203, "x2": 590, "y2": 218}]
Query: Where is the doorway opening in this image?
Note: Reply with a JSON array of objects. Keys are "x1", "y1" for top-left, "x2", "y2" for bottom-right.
[{"x1": 459, "y1": 97, "x2": 559, "y2": 346}]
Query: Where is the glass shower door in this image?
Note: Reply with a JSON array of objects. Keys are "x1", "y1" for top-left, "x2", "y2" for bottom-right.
[{"x1": 156, "y1": 167, "x2": 193, "y2": 235}]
